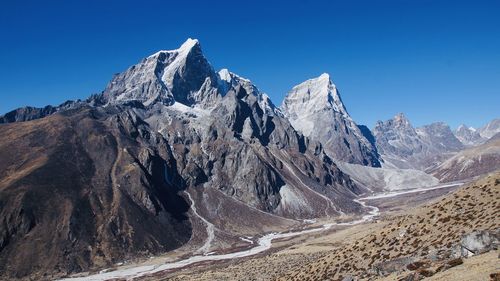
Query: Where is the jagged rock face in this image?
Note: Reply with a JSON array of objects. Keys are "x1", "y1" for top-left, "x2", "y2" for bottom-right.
[
  {"x1": 454, "y1": 124, "x2": 485, "y2": 146},
  {"x1": 373, "y1": 113, "x2": 423, "y2": 159},
  {"x1": 0, "y1": 107, "x2": 191, "y2": 279},
  {"x1": 281, "y1": 74, "x2": 381, "y2": 167},
  {"x1": 217, "y1": 69, "x2": 278, "y2": 116},
  {"x1": 101, "y1": 39, "x2": 221, "y2": 108},
  {"x1": 373, "y1": 114, "x2": 463, "y2": 170},
  {"x1": 0, "y1": 39, "x2": 358, "y2": 218},
  {"x1": 416, "y1": 122, "x2": 464, "y2": 152},
  {"x1": 453, "y1": 119, "x2": 500, "y2": 147},
  {"x1": 144, "y1": 76, "x2": 359, "y2": 217},
  {"x1": 478, "y1": 118, "x2": 500, "y2": 139},
  {"x1": 99, "y1": 42, "x2": 360, "y2": 219}
]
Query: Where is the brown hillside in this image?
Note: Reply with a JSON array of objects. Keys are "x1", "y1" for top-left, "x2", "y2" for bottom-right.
[
  {"x1": 0, "y1": 107, "x2": 192, "y2": 280},
  {"x1": 278, "y1": 172, "x2": 500, "y2": 281}
]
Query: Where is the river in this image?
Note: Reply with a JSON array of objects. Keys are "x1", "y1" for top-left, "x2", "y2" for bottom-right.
[{"x1": 60, "y1": 182, "x2": 462, "y2": 281}]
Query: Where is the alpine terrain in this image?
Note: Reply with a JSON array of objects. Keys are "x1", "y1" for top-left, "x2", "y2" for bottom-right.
[
  {"x1": 0, "y1": 39, "x2": 362, "y2": 280},
  {"x1": 373, "y1": 113, "x2": 464, "y2": 170},
  {"x1": 0, "y1": 39, "x2": 498, "y2": 281}
]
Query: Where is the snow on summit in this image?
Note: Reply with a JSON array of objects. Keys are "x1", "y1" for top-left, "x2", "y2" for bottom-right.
[{"x1": 281, "y1": 73, "x2": 381, "y2": 167}]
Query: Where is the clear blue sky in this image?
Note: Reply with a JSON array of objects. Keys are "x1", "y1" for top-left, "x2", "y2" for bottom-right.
[{"x1": 1, "y1": 0, "x2": 499, "y2": 129}]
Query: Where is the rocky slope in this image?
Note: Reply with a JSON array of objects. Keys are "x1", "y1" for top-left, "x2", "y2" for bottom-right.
[
  {"x1": 478, "y1": 118, "x2": 500, "y2": 139},
  {"x1": 337, "y1": 162, "x2": 439, "y2": 193},
  {"x1": 432, "y1": 133, "x2": 500, "y2": 182},
  {"x1": 453, "y1": 119, "x2": 500, "y2": 147},
  {"x1": 373, "y1": 113, "x2": 463, "y2": 170},
  {"x1": 277, "y1": 171, "x2": 500, "y2": 281},
  {"x1": 454, "y1": 124, "x2": 485, "y2": 146},
  {"x1": 0, "y1": 107, "x2": 192, "y2": 279},
  {"x1": 0, "y1": 39, "x2": 363, "y2": 279},
  {"x1": 281, "y1": 73, "x2": 380, "y2": 167},
  {"x1": 145, "y1": 171, "x2": 500, "y2": 281}
]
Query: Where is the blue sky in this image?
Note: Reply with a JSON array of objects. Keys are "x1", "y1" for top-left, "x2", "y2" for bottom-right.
[{"x1": 1, "y1": 0, "x2": 499, "y2": 129}]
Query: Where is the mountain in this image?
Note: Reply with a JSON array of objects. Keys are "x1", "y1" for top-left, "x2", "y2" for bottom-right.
[
  {"x1": 373, "y1": 113, "x2": 426, "y2": 169},
  {"x1": 478, "y1": 118, "x2": 500, "y2": 139},
  {"x1": 433, "y1": 133, "x2": 500, "y2": 182},
  {"x1": 453, "y1": 119, "x2": 500, "y2": 147},
  {"x1": 0, "y1": 107, "x2": 192, "y2": 279},
  {"x1": 416, "y1": 122, "x2": 464, "y2": 152},
  {"x1": 454, "y1": 124, "x2": 485, "y2": 146},
  {"x1": 0, "y1": 39, "x2": 364, "y2": 279},
  {"x1": 0, "y1": 100, "x2": 81, "y2": 123},
  {"x1": 373, "y1": 113, "x2": 464, "y2": 170},
  {"x1": 100, "y1": 38, "x2": 221, "y2": 108},
  {"x1": 281, "y1": 73, "x2": 381, "y2": 167}
]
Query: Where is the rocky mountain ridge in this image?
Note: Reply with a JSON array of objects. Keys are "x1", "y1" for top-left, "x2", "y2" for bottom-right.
[
  {"x1": 0, "y1": 39, "x2": 365, "y2": 279},
  {"x1": 373, "y1": 113, "x2": 464, "y2": 170},
  {"x1": 1, "y1": 38, "x2": 498, "y2": 280},
  {"x1": 453, "y1": 119, "x2": 500, "y2": 146}
]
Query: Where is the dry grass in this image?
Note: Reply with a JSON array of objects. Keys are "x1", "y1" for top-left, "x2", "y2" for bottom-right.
[
  {"x1": 277, "y1": 171, "x2": 500, "y2": 281},
  {"x1": 142, "y1": 171, "x2": 500, "y2": 281}
]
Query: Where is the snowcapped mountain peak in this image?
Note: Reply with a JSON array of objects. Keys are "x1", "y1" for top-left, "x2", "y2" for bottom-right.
[
  {"x1": 456, "y1": 124, "x2": 477, "y2": 133},
  {"x1": 299, "y1": 72, "x2": 335, "y2": 90},
  {"x1": 454, "y1": 123, "x2": 484, "y2": 146},
  {"x1": 148, "y1": 38, "x2": 200, "y2": 58},
  {"x1": 318, "y1": 72, "x2": 331, "y2": 80},
  {"x1": 281, "y1": 74, "x2": 381, "y2": 167},
  {"x1": 154, "y1": 38, "x2": 208, "y2": 91},
  {"x1": 179, "y1": 37, "x2": 200, "y2": 50},
  {"x1": 454, "y1": 119, "x2": 500, "y2": 146},
  {"x1": 479, "y1": 118, "x2": 500, "y2": 139},
  {"x1": 283, "y1": 73, "x2": 347, "y2": 118},
  {"x1": 100, "y1": 38, "x2": 221, "y2": 108}
]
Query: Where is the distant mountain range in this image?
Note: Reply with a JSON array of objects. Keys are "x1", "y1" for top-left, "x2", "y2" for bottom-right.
[
  {"x1": 0, "y1": 39, "x2": 498, "y2": 279},
  {"x1": 453, "y1": 119, "x2": 500, "y2": 146}
]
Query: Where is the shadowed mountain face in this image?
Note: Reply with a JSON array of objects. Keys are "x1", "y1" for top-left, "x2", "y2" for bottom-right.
[
  {"x1": 0, "y1": 107, "x2": 192, "y2": 279},
  {"x1": 0, "y1": 39, "x2": 362, "y2": 279}
]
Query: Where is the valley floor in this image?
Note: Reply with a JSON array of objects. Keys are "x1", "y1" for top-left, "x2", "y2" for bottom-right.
[{"x1": 59, "y1": 178, "x2": 495, "y2": 281}]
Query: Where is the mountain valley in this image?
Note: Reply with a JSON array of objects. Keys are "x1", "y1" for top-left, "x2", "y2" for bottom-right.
[{"x1": 0, "y1": 39, "x2": 498, "y2": 281}]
